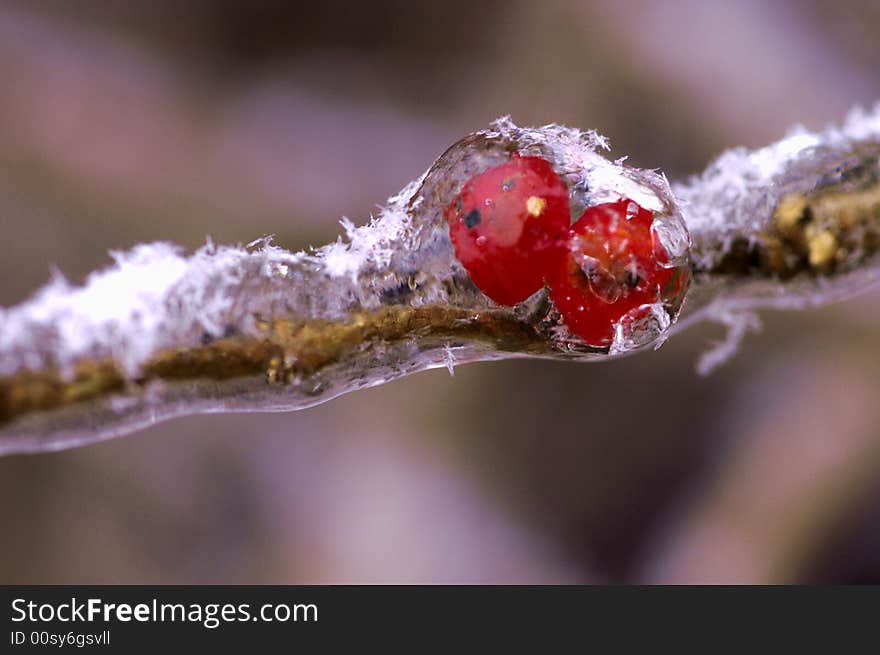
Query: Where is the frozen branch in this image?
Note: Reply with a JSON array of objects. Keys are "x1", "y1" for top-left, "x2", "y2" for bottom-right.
[{"x1": 1, "y1": 105, "x2": 879, "y2": 454}]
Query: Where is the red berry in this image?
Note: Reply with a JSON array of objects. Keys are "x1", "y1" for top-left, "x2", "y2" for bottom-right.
[
  {"x1": 549, "y1": 198, "x2": 680, "y2": 346},
  {"x1": 445, "y1": 155, "x2": 570, "y2": 305}
]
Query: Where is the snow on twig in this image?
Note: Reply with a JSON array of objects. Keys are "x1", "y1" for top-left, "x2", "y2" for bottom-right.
[{"x1": 1, "y1": 105, "x2": 879, "y2": 453}]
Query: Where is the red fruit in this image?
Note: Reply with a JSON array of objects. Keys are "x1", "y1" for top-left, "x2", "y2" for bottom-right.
[
  {"x1": 549, "y1": 198, "x2": 679, "y2": 346},
  {"x1": 445, "y1": 155, "x2": 570, "y2": 305}
]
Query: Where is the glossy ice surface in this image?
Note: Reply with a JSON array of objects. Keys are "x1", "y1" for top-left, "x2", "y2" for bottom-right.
[
  {"x1": 2, "y1": 105, "x2": 880, "y2": 453},
  {"x1": 550, "y1": 199, "x2": 688, "y2": 348},
  {"x1": 444, "y1": 155, "x2": 570, "y2": 306}
]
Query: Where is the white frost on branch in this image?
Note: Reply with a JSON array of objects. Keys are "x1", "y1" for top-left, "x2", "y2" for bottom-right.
[
  {"x1": 0, "y1": 241, "x2": 297, "y2": 376},
  {"x1": 319, "y1": 177, "x2": 425, "y2": 283},
  {"x1": 676, "y1": 103, "x2": 880, "y2": 270},
  {"x1": 1, "y1": 114, "x2": 683, "y2": 381},
  {"x1": 695, "y1": 311, "x2": 762, "y2": 376},
  {"x1": 0, "y1": 105, "x2": 878, "y2": 387},
  {"x1": 669, "y1": 102, "x2": 880, "y2": 372}
]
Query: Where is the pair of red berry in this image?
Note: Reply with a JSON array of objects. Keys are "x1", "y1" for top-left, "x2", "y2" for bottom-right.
[{"x1": 444, "y1": 155, "x2": 680, "y2": 346}]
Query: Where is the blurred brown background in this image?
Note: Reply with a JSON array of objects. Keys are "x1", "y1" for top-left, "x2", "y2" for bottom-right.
[{"x1": 1, "y1": 0, "x2": 880, "y2": 583}]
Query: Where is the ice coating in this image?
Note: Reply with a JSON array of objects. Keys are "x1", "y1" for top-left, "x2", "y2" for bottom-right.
[
  {"x1": 0, "y1": 118, "x2": 689, "y2": 377},
  {"x1": 673, "y1": 103, "x2": 880, "y2": 342},
  {"x1": 610, "y1": 303, "x2": 672, "y2": 356},
  {"x1": 0, "y1": 117, "x2": 691, "y2": 452},
  {"x1": 3, "y1": 104, "x2": 880, "y2": 454},
  {"x1": 547, "y1": 197, "x2": 690, "y2": 347},
  {"x1": 412, "y1": 118, "x2": 691, "y2": 350},
  {"x1": 677, "y1": 104, "x2": 880, "y2": 272}
]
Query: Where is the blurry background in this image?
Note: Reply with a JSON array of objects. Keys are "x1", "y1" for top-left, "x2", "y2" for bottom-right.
[{"x1": 1, "y1": 0, "x2": 880, "y2": 583}]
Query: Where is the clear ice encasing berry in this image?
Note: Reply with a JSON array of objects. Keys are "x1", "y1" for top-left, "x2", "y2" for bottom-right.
[
  {"x1": 549, "y1": 199, "x2": 690, "y2": 348},
  {"x1": 444, "y1": 155, "x2": 570, "y2": 305},
  {"x1": 425, "y1": 119, "x2": 691, "y2": 356}
]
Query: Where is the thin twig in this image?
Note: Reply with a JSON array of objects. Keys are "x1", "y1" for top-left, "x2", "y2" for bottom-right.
[{"x1": 1, "y1": 105, "x2": 878, "y2": 454}]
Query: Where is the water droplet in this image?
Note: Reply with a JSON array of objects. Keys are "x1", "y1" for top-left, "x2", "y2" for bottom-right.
[
  {"x1": 575, "y1": 254, "x2": 621, "y2": 304},
  {"x1": 609, "y1": 303, "x2": 671, "y2": 355},
  {"x1": 650, "y1": 216, "x2": 689, "y2": 268}
]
